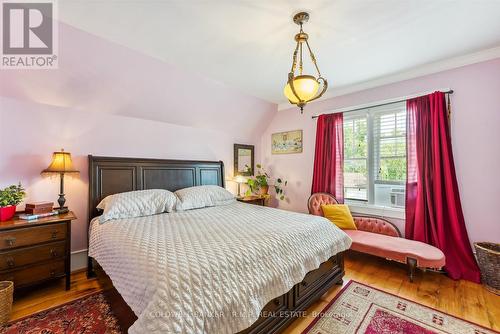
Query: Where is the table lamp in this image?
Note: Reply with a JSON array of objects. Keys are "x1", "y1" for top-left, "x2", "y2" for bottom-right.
[
  {"x1": 234, "y1": 175, "x2": 247, "y2": 197},
  {"x1": 42, "y1": 149, "x2": 79, "y2": 209}
]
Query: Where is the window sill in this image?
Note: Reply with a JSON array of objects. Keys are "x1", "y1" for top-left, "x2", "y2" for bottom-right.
[{"x1": 345, "y1": 200, "x2": 405, "y2": 220}]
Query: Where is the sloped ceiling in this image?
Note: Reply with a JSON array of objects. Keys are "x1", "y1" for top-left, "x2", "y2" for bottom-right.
[
  {"x1": 56, "y1": 0, "x2": 500, "y2": 104},
  {"x1": 0, "y1": 22, "x2": 276, "y2": 140},
  {"x1": 2, "y1": 0, "x2": 500, "y2": 135}
]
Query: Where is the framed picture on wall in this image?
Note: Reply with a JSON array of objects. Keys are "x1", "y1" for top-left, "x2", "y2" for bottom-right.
[
  {"x1": 271, "y1": 130, "x2": 303, "y2": 154},
  {"x1": 234, "y1": 144, "x2": 254, "y2": 176}
]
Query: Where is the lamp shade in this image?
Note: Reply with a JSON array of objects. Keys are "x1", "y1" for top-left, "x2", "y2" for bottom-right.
[
  {"x1": 42, "y1": 149, "x2": 79, "y2": 174},
  {"x1": 284, "y1": 75, "x2": 319, "y2": 104},
  {"x1": 234, "y1": 175, "x2": 247, "y2": 184}
]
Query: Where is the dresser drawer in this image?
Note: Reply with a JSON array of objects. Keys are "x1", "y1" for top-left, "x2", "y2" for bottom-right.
[
  {"x1": 0, "y1": 259, "x2": 65, "y2": 288},
  {"x1": 242, "y1": 294, "x2": 288, "y2": 333},
  {"x1": 295, "y1": 256, "x2": 339, "y2": 306},
  {"x1": 0, "y1": 241, "x2": 66, "y2": 270},
  {"x1": 0, "y1": 222, "x2": 66, "y2": 250}
]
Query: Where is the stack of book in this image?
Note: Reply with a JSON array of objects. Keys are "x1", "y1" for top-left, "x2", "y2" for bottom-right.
[
  {"x1": 25, "y1": 202, "x2": 53, "y2": 215},
  {"x1": 19, "y1": 202, "x2": 69, "y2": 221}
]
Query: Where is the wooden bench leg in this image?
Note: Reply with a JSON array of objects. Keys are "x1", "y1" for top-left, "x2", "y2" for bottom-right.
[{"x1": 407, "y1": 258, "x2": 417, "y2": 282}]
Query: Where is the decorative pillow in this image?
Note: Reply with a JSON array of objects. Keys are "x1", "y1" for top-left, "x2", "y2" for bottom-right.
[
  {"x1": 175, "y1": 185, "x2": 235, "y2": 211},
  {"x1": 97, "y1": 189, "x2": 177, "y2": 223},
  {"x1": 321, "y1": 204, "x2": 357, "y2": 230}
]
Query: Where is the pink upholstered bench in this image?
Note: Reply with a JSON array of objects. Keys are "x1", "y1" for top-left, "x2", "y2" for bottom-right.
[{"x1": 308, "y1": 193, "x2": 445, "y2": 282}]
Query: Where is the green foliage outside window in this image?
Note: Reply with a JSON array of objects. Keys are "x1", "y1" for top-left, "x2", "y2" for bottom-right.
[
  {"x1": 344, "y1": 118, "x2": 367, "y2": 159},
  {"x1": 379, "y1": 158, "x2": 406, "y2": 181},
  {"x1": 343, "y1": 112, "x2": 406, "y2": 185}
]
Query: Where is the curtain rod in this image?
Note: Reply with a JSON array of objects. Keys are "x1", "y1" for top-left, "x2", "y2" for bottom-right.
[{"x1": 311, "y1": 89, "x2": 453, "y2": 119}]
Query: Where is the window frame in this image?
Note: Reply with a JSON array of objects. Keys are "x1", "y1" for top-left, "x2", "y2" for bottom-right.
[
  {"x1": 342, "y1": 102, "x2": 406, "y2": 216},
  {"x1": 343, "y1": 112, "x2": 369, "y2": 202}
]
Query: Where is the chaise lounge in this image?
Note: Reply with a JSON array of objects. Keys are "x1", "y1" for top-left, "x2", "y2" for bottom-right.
[{"x1": 308, "y1": 193, "x2": 446, "y2": 282}]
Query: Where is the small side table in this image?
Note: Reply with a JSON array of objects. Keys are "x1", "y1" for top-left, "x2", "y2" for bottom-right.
[
  {"x1": 0, "y1": 211, "x2": 76, "y2": 291},
  {"x1": 237, "y1": 195, "x2": 269, "y2": 206}
]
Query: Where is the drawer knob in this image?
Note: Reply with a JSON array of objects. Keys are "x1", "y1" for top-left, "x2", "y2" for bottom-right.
[
  {"x1": 51, "y1": 231, "x2": 59, "y2": 239},
  {"x1": 6, "y1": 257, "x2": 15, "y2": 268},
  {"x1": 5, "y1": 237, "x2": 16, "y2": 246},
  {"x1": 50, "y1": 270, "x2": 56, "y2": 277},
  {"x1": 50, "y1": 249, "x2": 58, "y2": 258}
]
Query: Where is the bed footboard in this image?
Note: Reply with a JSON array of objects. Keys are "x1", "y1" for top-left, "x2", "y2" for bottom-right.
[
  {"x1": 92, "y1": 252, "x2": 345, "y2": 334},
  {"x1": 238, "y1": 252, "x2": 345, "y2": 334}
]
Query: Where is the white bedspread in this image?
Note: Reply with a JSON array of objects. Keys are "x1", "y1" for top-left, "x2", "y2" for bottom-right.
[{"x1": 89, "y1": 202, "x2": 351, "y2": 334}]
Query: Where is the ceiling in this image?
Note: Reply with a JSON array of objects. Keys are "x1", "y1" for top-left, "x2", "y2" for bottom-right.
[{"x1": 58, "y1": 0, "x2": 500, "y2": 104}]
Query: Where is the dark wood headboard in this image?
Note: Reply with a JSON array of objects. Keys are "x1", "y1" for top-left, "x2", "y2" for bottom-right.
[{"x1": 87, "y1": 155, "x2": 225, "y2": 220}]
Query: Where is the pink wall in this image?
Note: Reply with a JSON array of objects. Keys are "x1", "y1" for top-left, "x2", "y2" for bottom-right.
[
  {"x1": 0, "y1": 98, "x2": 268, "y2": 251},
  {"x1": 0, "y1": 23, "x2": 276, "y2": 141},
  {"x1": 0, "y1": 22, "x2": 276, "y2": 252},
  {"x1": 261, "y1": 58, "x2": 500, "y2": 245},
  {"x1": 2, "y1": 18, "x2": 498, "y2": 252}
]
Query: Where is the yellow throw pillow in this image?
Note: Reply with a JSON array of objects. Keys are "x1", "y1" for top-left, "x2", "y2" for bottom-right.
[{"x1": 321, "y1": 204, "x2": 357, "y2": 230}]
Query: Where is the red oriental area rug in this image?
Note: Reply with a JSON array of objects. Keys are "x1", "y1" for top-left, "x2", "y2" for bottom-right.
[
  {"x1": 0, "y1": 292, "x2": 121, "y2": 334},
  {"x1": 303, "y1": 281, "x2": 497, "y2": 334},
  {"x1": 1, "y1": 282, "x2": 497, "y2": 334}
]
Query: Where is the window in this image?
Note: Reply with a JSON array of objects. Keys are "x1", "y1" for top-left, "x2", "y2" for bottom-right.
[
  {"x1": 343, "y1": 102, "x2": 406, "y2": 208},
  {"x1": 343, "y1": 116, "x2": 368, "y2": 201}
]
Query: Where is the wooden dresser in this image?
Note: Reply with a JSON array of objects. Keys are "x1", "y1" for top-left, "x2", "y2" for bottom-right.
[{"x1": 0, "y1": 212, "x2": 76, "y2": 291}]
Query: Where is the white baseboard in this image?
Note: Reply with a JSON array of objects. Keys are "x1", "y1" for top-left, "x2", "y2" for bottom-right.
[{"x1": 71, "y1": 249, "x2": 88, "y2": 272}]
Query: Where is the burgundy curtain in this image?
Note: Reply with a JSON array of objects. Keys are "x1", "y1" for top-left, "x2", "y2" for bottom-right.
[
  {"x1": 406, "y1": 91, "x2": 480, "y2": 282},
  {"x1": 311, "y1": 113, "x2": 344, "y2": 202}
]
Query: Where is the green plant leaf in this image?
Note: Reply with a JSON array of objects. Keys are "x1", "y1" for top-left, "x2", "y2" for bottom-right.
[
  {"x1": 243, "y1": 164, "x2": 288, "y2": 202},
  {"x1": 0, "y1": 183, "x2": 26, "y2": 207}
]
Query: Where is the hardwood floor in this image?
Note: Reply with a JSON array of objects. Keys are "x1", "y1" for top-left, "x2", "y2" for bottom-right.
[
  {"x1": 10, "y1": 268, "x2": 110, "y2": 321},
  {"x1": 10, "y1": 252, "x2": 500, "y2": 332},
  {"x1": 284, "y1": 252, "x2": 500, "y2": 333}
]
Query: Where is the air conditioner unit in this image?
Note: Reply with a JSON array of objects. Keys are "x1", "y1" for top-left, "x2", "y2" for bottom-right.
[{"x1": 390, "y1": 188, "x2": 405, "y2": 208}]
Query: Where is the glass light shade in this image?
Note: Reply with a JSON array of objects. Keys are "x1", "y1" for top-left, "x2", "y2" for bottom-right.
[
  {"x1": 234, "y1": 175, "x2": 247, "y2": 184},
  {"x1": 284, "y1": 75, "x2": 319, "y2": 103},
  {"x1": 42, "y1": 150, "x2": 79, "y2": 174}
]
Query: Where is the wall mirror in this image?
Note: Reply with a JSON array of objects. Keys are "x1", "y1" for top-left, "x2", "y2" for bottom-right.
[{"x1": 234, "y1": 144, "x2": 254, "y2": 176}]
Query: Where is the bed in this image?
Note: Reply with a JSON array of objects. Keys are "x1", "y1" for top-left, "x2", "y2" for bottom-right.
[{"x1": 86, "y1": 155, "x2": 351, "y2": 334}]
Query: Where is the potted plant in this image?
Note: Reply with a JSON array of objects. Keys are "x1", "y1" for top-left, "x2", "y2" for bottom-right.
[
  {"x1": 245, "y1": 164, "x2": 287, "y2": 200},
  {"x1": 0, "y1": 183, "x2": 26, "y2": 222}
]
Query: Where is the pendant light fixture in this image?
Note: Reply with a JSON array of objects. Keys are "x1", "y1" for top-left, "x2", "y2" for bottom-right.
[{"x1": 284, "y1": 12, "x2": 328, "y2": 113}]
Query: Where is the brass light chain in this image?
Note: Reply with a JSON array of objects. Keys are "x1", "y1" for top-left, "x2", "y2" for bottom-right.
[
  {"x1": 290, "y1": 42, "x2": 300, "y2": 73},
  {"x1": 305, "y1": 40, "x2": 321, "y2": 78},
  {"x1": 299, "y1": 23, "x2": 304, "y2": 75},
  {"x1": 285, "y1": 12, "x2": 328, "y2": 112}
]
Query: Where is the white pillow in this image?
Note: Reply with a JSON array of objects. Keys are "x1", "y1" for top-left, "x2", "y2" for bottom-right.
[
  {"x1": 174, "y1": 185, "x2": 235, "y2": 211},
  {"x1": 97, "y1": 189, "x2": 177, "y2": 223}
]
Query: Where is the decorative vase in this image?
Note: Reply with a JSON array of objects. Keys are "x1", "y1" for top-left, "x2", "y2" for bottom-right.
[
  {"x1": 0, "y1": 206, "x2": 16, "y2": 222},
  {"x1": 259, "y1": 185, "x2": 269, "y2": 195}
]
